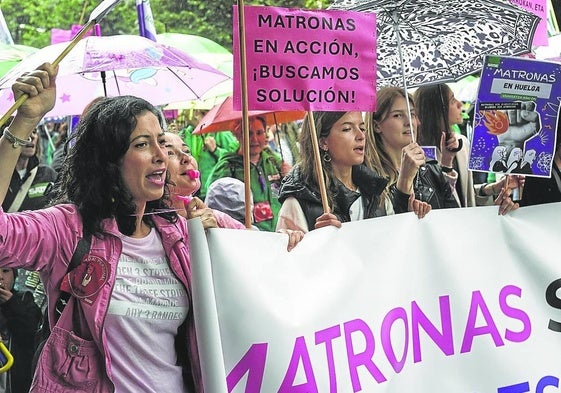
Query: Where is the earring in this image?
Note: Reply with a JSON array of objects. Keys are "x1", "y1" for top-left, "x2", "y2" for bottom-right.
[{"x1": 322, "y1": 149, "x2": 331, "y2": 162}]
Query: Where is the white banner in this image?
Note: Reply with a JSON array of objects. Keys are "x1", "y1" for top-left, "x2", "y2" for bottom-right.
[{"x1": 189, "y1": 203, "x2": 561, "y2": 393}]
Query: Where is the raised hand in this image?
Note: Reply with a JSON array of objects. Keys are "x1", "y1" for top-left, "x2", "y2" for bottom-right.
[
  {"x1": 440, "y1": 131, "x2": 459, "y2": 167},
  {"x1": 396, "y1": 142, "x2": 426, "y2": 194},
  {"x1": 11, "y1": 63, "x2": 58, "y2": 122},
  {"x1": 408, "y1": 193, "x2": 432, "y2": 219},
  {"x1": 497, "y1": 101, "x2": 541, "y2": 153}
]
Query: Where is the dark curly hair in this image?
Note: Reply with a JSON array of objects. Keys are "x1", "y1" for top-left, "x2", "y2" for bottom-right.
[{"x1": 49, "y1": 95, "x2": 176, "y2": 236}]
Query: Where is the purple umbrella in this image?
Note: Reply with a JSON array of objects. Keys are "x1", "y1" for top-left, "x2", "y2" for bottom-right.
[{"x1": 0, "y1": 34, "x2": 230, "y2": 118}]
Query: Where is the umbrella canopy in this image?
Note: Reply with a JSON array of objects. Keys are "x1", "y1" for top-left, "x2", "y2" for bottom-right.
[
  {"x1": 156, "y1": 33, "x2": 233, "y2": 77},
  {"x1": 328, "y1": 0, "x2": 540, "y2": 88},
  {"x1": 157, "y1": 33, "x2": 234, "y2": 111},
  {"x1": 164, "y1": 79, "x2": 233, "y2": 111},
  {"x1": 0, "y1": 35, "x2": 230, "y2": 117},
  {"x1": 0, "y1": 43, "x2": 38, "y2": 78},
  {"x1": 193, "y1": 96, "x2": 305, "y2": 135}
]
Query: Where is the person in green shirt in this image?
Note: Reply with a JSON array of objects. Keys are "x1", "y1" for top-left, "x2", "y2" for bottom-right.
[{"x1": 205, "y1": 116, "x2": 290, "y2": 232}]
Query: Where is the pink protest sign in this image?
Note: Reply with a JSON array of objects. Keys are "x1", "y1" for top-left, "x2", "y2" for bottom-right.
[
  {"x1": 510, "y1": 0, "x2": 548, "y2": 46},
  {"x1": 51, "y1": 24, "x2": 93, "y2": 44},
  {"x1": 233, "y1": 5, "x2": 377, "y2": 111}
]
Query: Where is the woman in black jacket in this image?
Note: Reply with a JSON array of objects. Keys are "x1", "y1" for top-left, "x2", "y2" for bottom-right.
[
  {"x1": 0, "y1": 267, "x2": 41, "y2": 393},
  {"x1": 276, "y1": 111, "x2": 390, "y2": 232}
]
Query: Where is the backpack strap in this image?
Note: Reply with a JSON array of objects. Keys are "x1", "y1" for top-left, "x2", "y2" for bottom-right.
[
  {"x1": 54, "y1": 233, "x2": 92, "y2": 322},
  {"x1": 69, "y1": 234, "x2": 92, "y2": 271}
]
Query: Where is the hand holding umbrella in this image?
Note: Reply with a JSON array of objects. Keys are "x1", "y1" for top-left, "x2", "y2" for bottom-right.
[
  {"x1": 0, "y1": 35, "x2": 229, "y2": 118},
  {"x1": 440, "y1": 131, "x2": 460, "y2": 168},
  {"x1": 0, "y1": 0, "x2": 123, "y2": 128}
]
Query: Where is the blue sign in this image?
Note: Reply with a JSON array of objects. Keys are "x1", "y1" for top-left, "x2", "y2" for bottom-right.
[{"x1": 468, "y1": 56, "x2": 561, "y2": 178}]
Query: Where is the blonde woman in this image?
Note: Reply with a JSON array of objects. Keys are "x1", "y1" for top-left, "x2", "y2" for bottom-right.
[{"x1": 364, "y1": 86, "x2": 458, "y2": 212}]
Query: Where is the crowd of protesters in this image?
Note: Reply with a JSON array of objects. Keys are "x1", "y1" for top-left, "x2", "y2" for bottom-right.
[{"x1": 0, "y1": 59, "x2": 558, "y2": 392}]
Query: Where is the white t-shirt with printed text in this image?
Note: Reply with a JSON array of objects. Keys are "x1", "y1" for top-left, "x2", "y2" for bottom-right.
[{"x1": 106, "y1": 228, "x2": 190, "y2": 393}]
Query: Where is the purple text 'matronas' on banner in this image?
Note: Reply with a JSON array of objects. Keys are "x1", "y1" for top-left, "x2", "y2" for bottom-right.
[
  {"x1": 189, "y1": 203, "x2": 561, "y2": 392},
  {"x1": 232, "y1": 5, "x2": 377, "y2": 112}
]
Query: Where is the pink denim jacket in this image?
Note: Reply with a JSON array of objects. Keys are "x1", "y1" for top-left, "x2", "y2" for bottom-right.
[{"x1": 0, "y1": 204, "x2": 203, "y2": 392}]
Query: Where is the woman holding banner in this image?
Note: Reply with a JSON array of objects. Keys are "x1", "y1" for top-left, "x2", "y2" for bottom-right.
[{"x1": 0, "y1": 64, "x2": 204, "y2": 392}]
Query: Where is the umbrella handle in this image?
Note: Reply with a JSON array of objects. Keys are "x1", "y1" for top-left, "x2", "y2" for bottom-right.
[
  {"x1": 0, "y1": 18, "x2": 94, "y2": 128},
  {"x1": 446, "y1": 137, "x2": 463, "y2": 153}
]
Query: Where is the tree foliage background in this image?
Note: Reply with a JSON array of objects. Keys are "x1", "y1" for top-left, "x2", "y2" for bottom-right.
[{"x1": 0, "y1": 0, "x2": 330, "y2": 49}]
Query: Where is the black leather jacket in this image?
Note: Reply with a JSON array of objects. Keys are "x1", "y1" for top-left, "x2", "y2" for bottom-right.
[
  {"x1": 391, "y1": 161, "x2": 459, "y2": 213},
  {"x1": 520, "y1": 161, "x2": 561, "y2": 206},
  {"x1": 278, "y1": 164, "x2": 388, "y2": 230}
]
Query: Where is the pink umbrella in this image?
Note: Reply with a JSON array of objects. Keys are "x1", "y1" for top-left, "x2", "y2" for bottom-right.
[{"x1": 0, "y1": 34, "x2": 230, "y2": 117}]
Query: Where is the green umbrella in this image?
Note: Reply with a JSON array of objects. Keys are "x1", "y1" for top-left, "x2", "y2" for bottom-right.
[
  {"x1": 448, "y1": 74, "x2": 480, "y2": 103},
  {"x1": 0, "y1": 43, "x2": 38, "y2": 78},
  {"x1": 158, "y1": 33, "x2": 233, "y2": 110},
  {"x1": 156, "y1": 33, "x2": 232, "y2": 77}
]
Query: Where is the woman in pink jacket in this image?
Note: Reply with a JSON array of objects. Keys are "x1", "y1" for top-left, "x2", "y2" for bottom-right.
[
  {"x1": 0, "y1": 64, "x2": 202, "y2": 392},
  {"x1": 165, "y1": 131, "x2": 246, "y2": 230}
]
